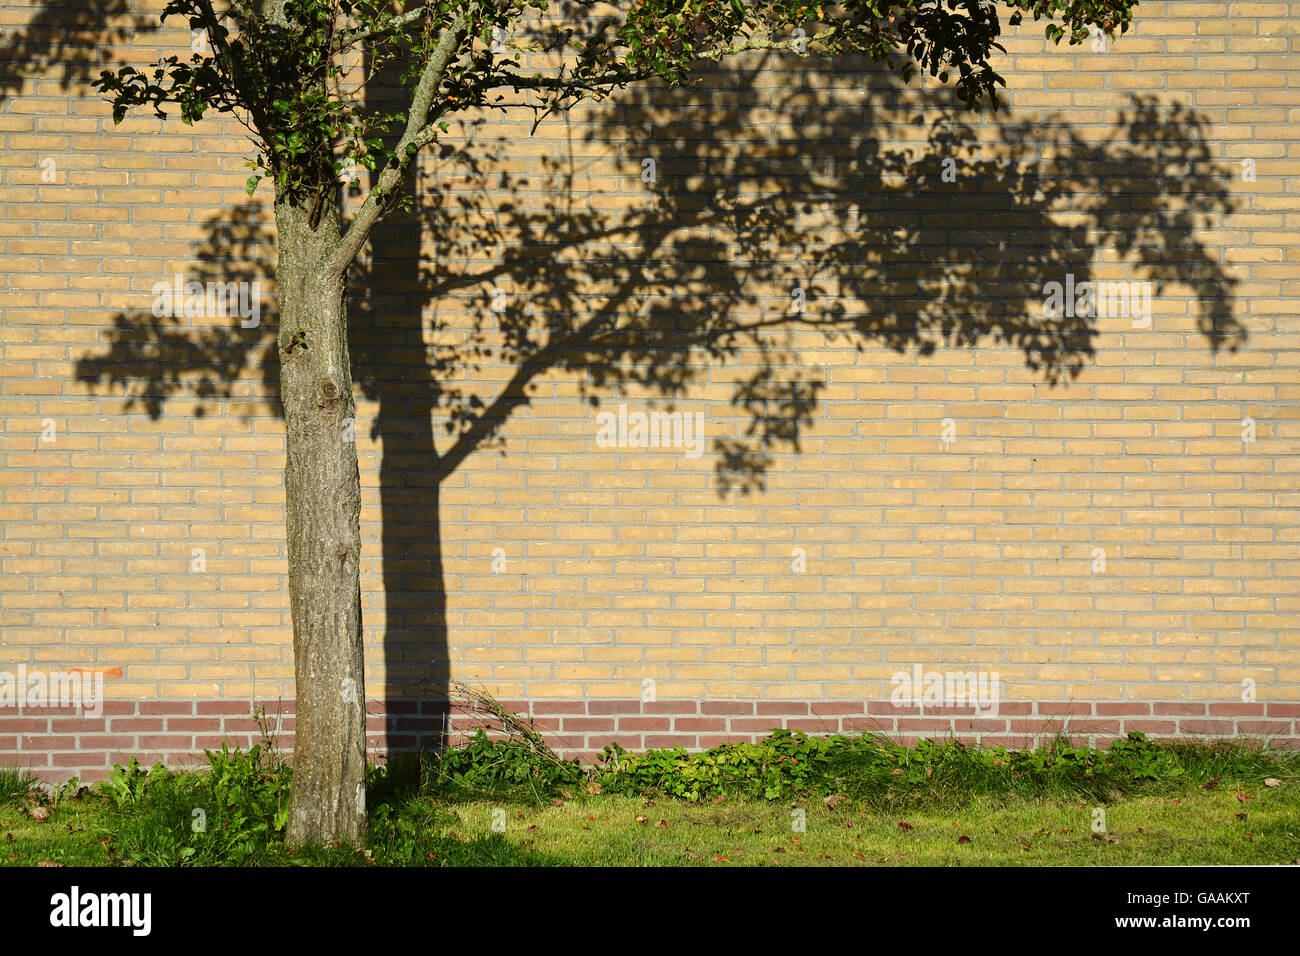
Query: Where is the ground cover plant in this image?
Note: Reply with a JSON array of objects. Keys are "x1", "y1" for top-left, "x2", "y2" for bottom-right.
[{"x1": 3, "y1": 727, "x2": 1295, "y2": 868}]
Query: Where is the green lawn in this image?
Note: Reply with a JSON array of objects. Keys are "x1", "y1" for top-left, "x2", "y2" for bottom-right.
[{"x1": 3, "y1": 736, "x2": 1297, "y2": 867}]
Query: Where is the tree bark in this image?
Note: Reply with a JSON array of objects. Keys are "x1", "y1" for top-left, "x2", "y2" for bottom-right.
[{"x1": 275, "y1": 197, "x2": 368, "y2": 847}]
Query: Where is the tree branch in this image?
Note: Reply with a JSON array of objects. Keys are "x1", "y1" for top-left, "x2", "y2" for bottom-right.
[
  {"x1": 328, "y1": 10, "x2": 471, "y2": 276},
  {"x1": 477, "y1": 22, "x2": 862, "y2": 99},
  {"x1": 192, "y1": 0, "x2": 275, "y2": 143},
  {"x1": 332, "y1": 2, "x2": 439, "y2": 53}
]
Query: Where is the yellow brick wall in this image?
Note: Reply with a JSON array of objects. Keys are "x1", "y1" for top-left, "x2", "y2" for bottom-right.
[{"x1": 1, "y1": 2, "x2": 1297, "y2": 738}]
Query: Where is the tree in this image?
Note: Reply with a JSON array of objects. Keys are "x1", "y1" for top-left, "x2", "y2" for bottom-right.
[{"x1": 93, "y1": 0, "x2": 1139, "y2": 846}]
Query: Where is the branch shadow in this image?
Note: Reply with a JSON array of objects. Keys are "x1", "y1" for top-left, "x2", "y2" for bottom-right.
[
  {"x1": 72, "y1": 51, "x2": 1242, "y2": 760},
  {"x1": 0, "y1": 0, "x2": 148, "y2": 106}
]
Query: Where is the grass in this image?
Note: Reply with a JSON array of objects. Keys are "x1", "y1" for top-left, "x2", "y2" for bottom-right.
[
  {"x1": 2, "y1": 732, "x2": 1297, "y2": 867},
  {"x1": 0, "y1": 766, "x2": 39, "y2": 804},
  {"x1": 3, "y1": 787, "x2": 1296, "y2": 868},
  {"x1": 378, "y1": 788, "x2": 1299, "y2": 867}
]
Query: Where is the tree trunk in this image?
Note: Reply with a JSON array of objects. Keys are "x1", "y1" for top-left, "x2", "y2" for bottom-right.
[{"x1": 275, "y1": 198, "x2": 368, "y2": 847}]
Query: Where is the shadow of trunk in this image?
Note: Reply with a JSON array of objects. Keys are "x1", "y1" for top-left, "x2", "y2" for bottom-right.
[{"x1": 361, "y1": 193, "x2": 454, "y2": 763}]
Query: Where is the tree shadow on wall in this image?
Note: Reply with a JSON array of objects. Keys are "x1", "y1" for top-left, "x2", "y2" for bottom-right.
[
  {"x1": 75, "y1": 51, "x2": 1242, "y2": 757},
  {"x1": 0, "y1": 0, "x2": 147, "y2": 106}
]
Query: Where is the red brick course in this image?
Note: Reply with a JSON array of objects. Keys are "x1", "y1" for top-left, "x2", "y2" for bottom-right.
[{"x1": 3, "y1": 696, "x2": 1294, "y2": 783}]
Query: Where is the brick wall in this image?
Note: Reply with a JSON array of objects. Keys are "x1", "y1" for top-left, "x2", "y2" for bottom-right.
[{"x1": 1, "y1": 1, "x2": 1298, "y2": 781}]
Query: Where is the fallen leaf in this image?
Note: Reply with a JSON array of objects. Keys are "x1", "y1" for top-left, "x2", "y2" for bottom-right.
[
  {"x1": 36, "y1": 861, "x2": 64, "y2": 867},
  {"x1": 958, "y1": 835, "x2": 971, "y2": 844},
  {"x1": 898, "y1": 821, "x2": 914, "y2": 832},
  {"x1": 1236, "y1": 792, "x2": 1253, "y2": 803},
  {"x1": 1264, "y1": 778, "x2": 1281, "y2": 788},
  {"x1": 823, "y1": 792, "x2": 849, "y2": 809},
  {"x1": 29, "y1": 807, "x2": 51, "y2": 824}
]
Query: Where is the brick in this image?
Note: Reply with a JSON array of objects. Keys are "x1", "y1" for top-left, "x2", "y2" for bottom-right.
[
  {"x1": 559, "y1": 717, "x2": 616, "y2": 732},
  {"x1": 1179, "y1": 720, "x2": 1238, "y2": 735},
  {"x1": 1154, "y1": 703, "x2": 1209, "y2": 716},
  {"x1": 1037, "y1": 703, "x2": 1093, "y2": 717},
  {"x1": 643, "y1": 701, "x2": 700, "y2": 715},
  {"x1": 197, "y1": 701, "x2": 255, "y2": 715},
  {"x1": 165, "y1": 718, "x2": 222, "y2": 732},
  {"x1": 588, "y1": 701, "x2": 642, "y2": 715},
  {"x1": 674, "y1": 718, "x2": 728, "y2": 732},
  {"x1": 1209, "y1": 703, "x2": 1265, "y2": 716},
  {"x1": 1097, "y1": 703, "x2": 1150, "y2": 716},
  {"x1": 615, "y1": 717, "x2": 671, "y2": 731},
  {"x1": 139, "y1": 702, "x2": 193, "y2": 716},
  {"x1": 758, "y1": 703, "x2": 809, "y2": 716},
  {"x1": 809, "y1": 702, "x2": 865, "y2": 716}
]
